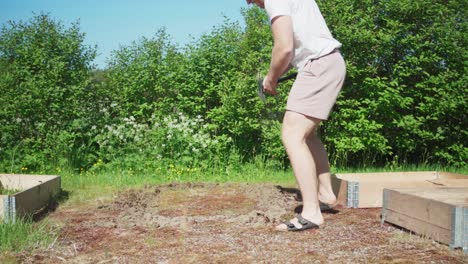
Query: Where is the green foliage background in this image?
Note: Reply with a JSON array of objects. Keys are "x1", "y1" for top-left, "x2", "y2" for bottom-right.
[{"x1": 0, "y1": 0, "x2": 466, "y2": 174}]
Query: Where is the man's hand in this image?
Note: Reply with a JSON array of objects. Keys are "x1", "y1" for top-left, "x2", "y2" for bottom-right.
[{"x1": 263, "y1": 76, "x2": 279, "y2": 96}]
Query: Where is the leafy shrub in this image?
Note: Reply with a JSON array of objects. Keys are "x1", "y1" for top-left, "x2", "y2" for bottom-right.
[
  {"x1": 94, "y1": 112, "x2": 232, "y2": 172},
  {"x1": 0, "y1": 2, "x2": 466, "y2": 173},
  {"x1": 319, "y1": 0, "x2": 467, "y2": 166},
  {"x1": 0, "y1": 13, "x2": 96, "y2": 172}
]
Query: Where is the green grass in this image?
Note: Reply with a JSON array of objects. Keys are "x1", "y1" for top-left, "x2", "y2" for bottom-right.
[
  {"x1": 57, "y1": 159, "x2": 467, "y2": 205},
  {"x1": 60, "y1": 160, "x2": 468, "y2": 191},
  {"x1": 59, "y1": 160, "x2": 297, "y2": 203},
  {"x1": 0, "y1": 217, "x2": 59, "y2": 253}
]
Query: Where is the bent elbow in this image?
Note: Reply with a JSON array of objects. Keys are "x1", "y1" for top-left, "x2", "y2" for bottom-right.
[
  {"x1": 276, "y1": 46, "x2": 294, "y2": 59},
  {"x1": 282, "y1": 47, "x2": 294, "y2": 60},
  {"x1": 284, "y1": 47, "x2": 294, "y2": 58}
]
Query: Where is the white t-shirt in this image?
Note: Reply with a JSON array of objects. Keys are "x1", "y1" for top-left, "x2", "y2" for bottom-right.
[{"x1": 265, "y1": 0, "x2": 342, "y2": 70}]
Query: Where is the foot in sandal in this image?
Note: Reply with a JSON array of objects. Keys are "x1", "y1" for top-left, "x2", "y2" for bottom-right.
[{"x1": 276, "y1": 214, "x2": 321, "y2": 232}]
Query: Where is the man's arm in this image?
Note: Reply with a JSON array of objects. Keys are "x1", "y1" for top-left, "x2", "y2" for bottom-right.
[{"x1": 263, "y1": 15, "x2": 294, "y2": 95}]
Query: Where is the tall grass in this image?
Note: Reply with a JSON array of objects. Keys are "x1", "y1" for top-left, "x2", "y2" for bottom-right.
[
  {"x1": 59, "y1": 156, "x2": 296, "y2": 203},
  {"x1": 0, "y1": 217, "x2": 58, "y2": 253}
]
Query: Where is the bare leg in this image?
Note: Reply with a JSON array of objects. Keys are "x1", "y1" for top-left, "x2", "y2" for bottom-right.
[
  {"x1": 276, "y1": 111, "x2": 324, "y2": 231},
  {"x1": 307, "y1": 134, "x2": 337, "y2": 206}
]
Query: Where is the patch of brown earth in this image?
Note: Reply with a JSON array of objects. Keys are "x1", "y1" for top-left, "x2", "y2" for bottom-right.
[{"x1": 14, "y1": 183, "x2": 468, "y2": 264}]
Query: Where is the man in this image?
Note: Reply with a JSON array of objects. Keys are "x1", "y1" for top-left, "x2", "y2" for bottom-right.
[{"x1": 246, "y1": 0, "x2": 346, "y2": 231}]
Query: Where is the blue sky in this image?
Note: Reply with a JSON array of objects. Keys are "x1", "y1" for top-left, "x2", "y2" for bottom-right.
[{"x1": 0, "y1": 0, "x2": 248, "y2": 68}]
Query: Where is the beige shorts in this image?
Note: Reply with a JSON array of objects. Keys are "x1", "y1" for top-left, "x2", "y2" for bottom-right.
[{"x1": 286, "y1": 50, "x2": 346, "y2": 120}]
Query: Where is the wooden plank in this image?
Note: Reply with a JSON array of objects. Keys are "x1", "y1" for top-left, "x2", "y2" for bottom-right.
[
  {"x1": 383, "y1": 188, "x2": 468, "y2": 246},
  {"x1": 384, "y1": 209, "x2": 452, "y2": 245},
  {"x1": 391, "y1": 188, "x2": 468, "y2": 206},
  {"x1": 331, "y1": 174, "x2": 348, "y2": 206},
  {"x1": 332, "y1": 172, "x2": 468, "y2": 208},
  {"x1": 358, "y1": 181, "x2": 440, "y2": 208},
  {"x1": 0, "y1": 174, "x2": 61, "y2": 221},
  {"x1": 426, "y1": 179, "x2": 468, "y2": 188},
  {"x1": 12, "y1": 176, "x2": 61, "y2": 218},
  {"x1": 0, "y1": 174, "x2": 58, "y2": 190},
  {"x1": 357, "y1": 181, "x2": 468, "y2": 208},
  {"x1": 438, "y1": 172, "x2": 468, "y2": 180},
  {"x1": 385, "y1": 189, "x2": 458, "y2": 230},
  {"x1": 335, "y1": 171, "x2": 438, "y2": 182}
]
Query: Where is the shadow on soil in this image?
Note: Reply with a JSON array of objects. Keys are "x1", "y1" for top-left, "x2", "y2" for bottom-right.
[{"x1": 33, "y1": 189, "x2": 70, "y2": 222}]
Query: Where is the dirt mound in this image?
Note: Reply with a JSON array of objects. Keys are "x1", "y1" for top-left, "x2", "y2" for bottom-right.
[
  {"x1": 15, "y1": 183, "x2": 468, "y2": 264},
  {"x1": 103, "y1": 182, "x2": 298, "y2": 229}
]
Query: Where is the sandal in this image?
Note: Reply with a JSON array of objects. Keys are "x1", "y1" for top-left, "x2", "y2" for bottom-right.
[
  {"x1": 283, "y1": 214, "x2": 319, "y2": 232},
  {"x1": 319, "y1": 201, "x2": 339, "y2": 211}
]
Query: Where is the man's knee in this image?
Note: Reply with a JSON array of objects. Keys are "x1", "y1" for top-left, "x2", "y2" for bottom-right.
[
  {"x1": 282, "y1": 112, "x2": 320, "y2": 146},
  {"x1": 281, "y1": 124, "x2": 307, "y2": 148}
]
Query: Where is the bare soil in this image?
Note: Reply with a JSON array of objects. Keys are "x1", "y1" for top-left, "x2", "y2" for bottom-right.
[{"x1": 15, "y1": 183, "x2": 468, "y2": 263}]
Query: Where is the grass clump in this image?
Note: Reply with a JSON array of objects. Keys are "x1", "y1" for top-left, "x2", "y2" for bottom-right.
[{"x1": 0, "y1": 217, "x2": 59, "y2": 253}]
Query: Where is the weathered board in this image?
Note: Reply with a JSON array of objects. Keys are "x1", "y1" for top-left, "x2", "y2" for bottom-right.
[
  {"x1": 331, "y1": 171, "x2": 468, "y2": 208},
  {"x1": 0, "y1": 174, "x2": 61, "y2": 222},
  {"x1": 381, "y1": 187, "x2": 467, "y2": 250}
]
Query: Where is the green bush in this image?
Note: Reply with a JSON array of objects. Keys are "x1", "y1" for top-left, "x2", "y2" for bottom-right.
[
  {"x1": 0, "y1": 2, "x2": 466, "y2": 173},
  {"x1": 0, "y1": 13, "x2": 96, "y2": 172},
  {"x1": 106, "y1": 28, "x2": 184, "y2": 121},
  {"x1": 319, "y1": 0, "x2": 467, "y2": 166},
  {"x1": 94, "y1": 112, "x2": 232, "y2": 171}
]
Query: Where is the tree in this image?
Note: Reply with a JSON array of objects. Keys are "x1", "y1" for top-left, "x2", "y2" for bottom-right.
[
  {"x1": 318, "y1": 0, "x2": 467, "y2": 166},
  {"x1": 0, "y1": 13, "x2": 96, "y2": 171}
]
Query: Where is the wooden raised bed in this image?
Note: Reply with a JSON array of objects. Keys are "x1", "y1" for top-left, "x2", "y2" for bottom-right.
[
  {"x1": 331, "y1": 171, "x2": 468, "y2": 208},
  {"x1": 381, "y1": 187, "x2": 467, "y2": 251},
  {"x1": 0, "y1": 174, "x2": 61, "y2": 222}
]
